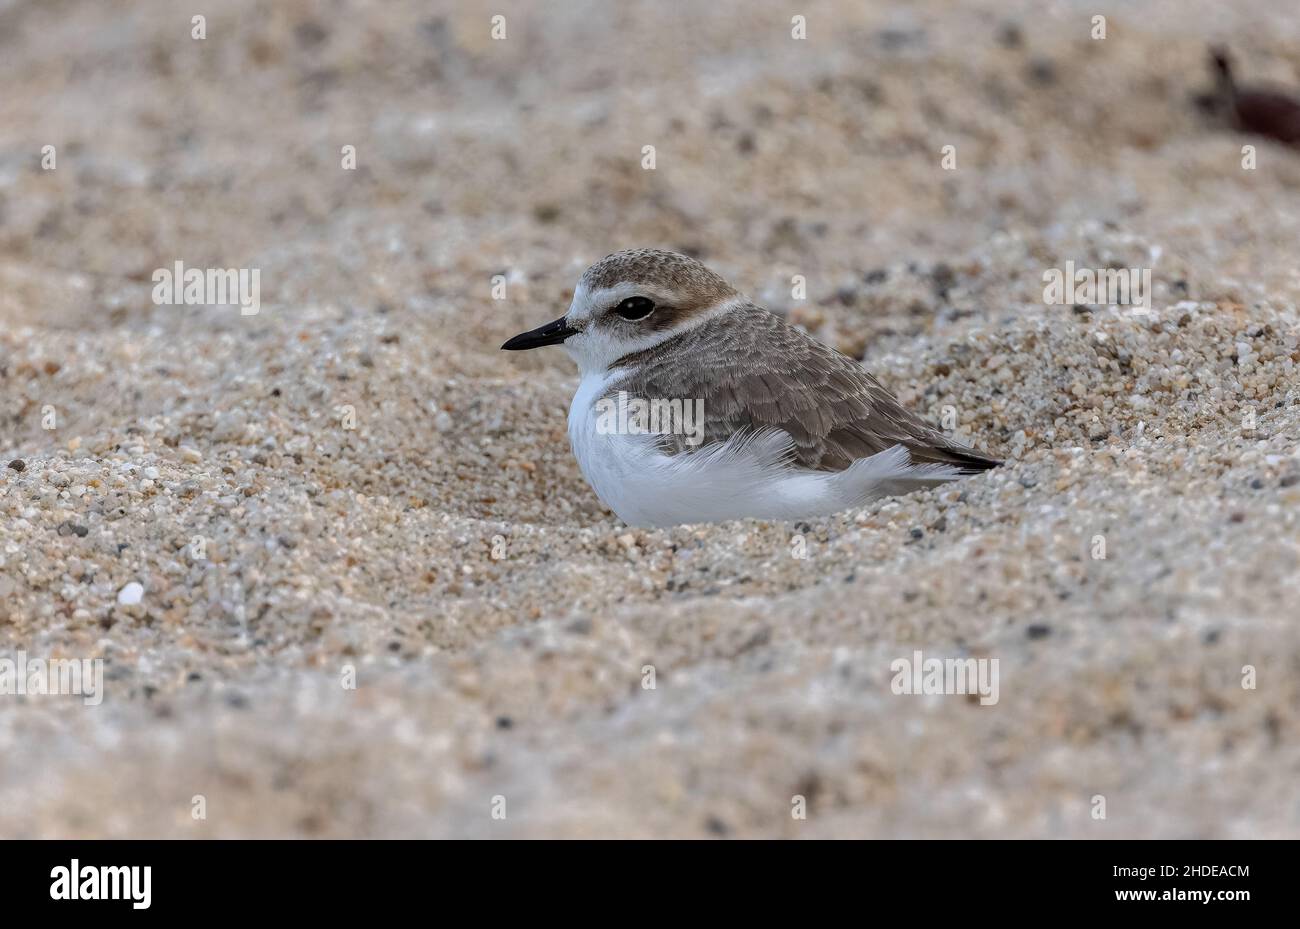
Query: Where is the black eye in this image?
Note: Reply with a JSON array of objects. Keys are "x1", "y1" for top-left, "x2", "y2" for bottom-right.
[{"x1": 614, "y1": 296, "x2": 655, "y2": 320}]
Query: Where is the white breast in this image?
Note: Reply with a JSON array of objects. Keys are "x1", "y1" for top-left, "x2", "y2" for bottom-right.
[
  {"x1": 567, "y1": 369, "x2": 653, "y2": 522},
  {"x1": 566, "y1": 371, "x2": 963, "y2": 528}
]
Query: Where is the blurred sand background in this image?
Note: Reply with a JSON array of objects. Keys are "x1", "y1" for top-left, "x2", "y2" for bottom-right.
[{"x1": 1, "y1": 0, "x2": 1298, "y2": 837}]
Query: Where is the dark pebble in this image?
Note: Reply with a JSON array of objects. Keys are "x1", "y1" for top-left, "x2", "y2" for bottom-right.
[
  {"x1": 1027, "y1": 58, "x2": 1057, "y2": 85},
  {"x1": 7, "y1": 459, "x2": 25, "y2": 472},
  {"x1": 495, "y1": 716, "x2": 514, "y2": 730},
  {"x1": 930, "y1": 262, "x2": 955, "y2": 295},
  {"x1": 997, "y1": 22, "x2": 1023, "y2": 49},
  {"x1": 294, "y1": 20, "x2": 329, "y2": 48},
  {"x1": 1026, "y1": 624, "x2": 1052, "y2": 640},
  {"x1": 877, "y1": 28, "x2": 923, "y2": 50}
]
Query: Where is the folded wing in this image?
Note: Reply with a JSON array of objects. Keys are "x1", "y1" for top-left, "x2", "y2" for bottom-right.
[{"x1": 612, "y1": 304, "x2": 1002, "y2": 473}]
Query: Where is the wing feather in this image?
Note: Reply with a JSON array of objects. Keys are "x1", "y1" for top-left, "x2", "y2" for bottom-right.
[{"x1": 611, "y1": 304, "x2": 1001, "y2": 473}]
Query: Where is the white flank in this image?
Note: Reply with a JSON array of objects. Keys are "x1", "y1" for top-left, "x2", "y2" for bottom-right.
[{"x1": 568, "y1": 370, "x2": 961, "y2": 527}]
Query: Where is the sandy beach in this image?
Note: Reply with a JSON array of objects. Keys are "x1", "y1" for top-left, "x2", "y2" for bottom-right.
[{"x1": 1, "y1": 0, "x2": 1298, "y2": 837}]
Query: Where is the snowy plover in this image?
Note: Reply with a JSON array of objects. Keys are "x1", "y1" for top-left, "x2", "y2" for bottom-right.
[{"x1": 503, "y1": 249, "x2": 999, "y2": 527}]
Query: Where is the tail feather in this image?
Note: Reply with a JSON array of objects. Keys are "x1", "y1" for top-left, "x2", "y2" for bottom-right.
[
  {"x1": 904, "y1": 441, "x2": 1003, "y2": 474},
  {"x1": 829, "y1": 444, "x2": 966, "y2": 505}
]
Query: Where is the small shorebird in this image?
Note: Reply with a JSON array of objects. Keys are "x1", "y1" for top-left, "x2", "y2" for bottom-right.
[{"x1": 502, "y1": 249, "x2": 999, "y2": 527}]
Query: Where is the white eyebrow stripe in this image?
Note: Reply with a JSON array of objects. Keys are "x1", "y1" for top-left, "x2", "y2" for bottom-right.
[
  {"x1": 570, "y1": 281, "x2": 660, "y2": 326},
  {"x1": 599, "y1": 293, "x2": 749, "y2": 363},
  {"x1": 571, "y1": 282, "x2": 747, "y2": 327},
  {"x1": 566, "y1": 281, "x2": 596, "y2": 325},
  {"x1": 671, "y1": 294, "x2": 748, "y2": 335}
]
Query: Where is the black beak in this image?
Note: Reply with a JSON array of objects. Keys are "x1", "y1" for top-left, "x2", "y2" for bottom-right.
[{"x1": 501, "y1": 316, "x2": 577, "y2": 351}]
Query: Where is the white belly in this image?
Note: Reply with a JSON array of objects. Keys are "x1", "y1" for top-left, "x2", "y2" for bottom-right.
[{"x1": 566, "y1": 372, "x2": 962, "y2": 528}]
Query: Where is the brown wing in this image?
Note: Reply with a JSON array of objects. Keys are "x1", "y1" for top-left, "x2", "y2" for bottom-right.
[{"x1": 611, "y1": 303, "x2": 1001, "y2": 473}]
